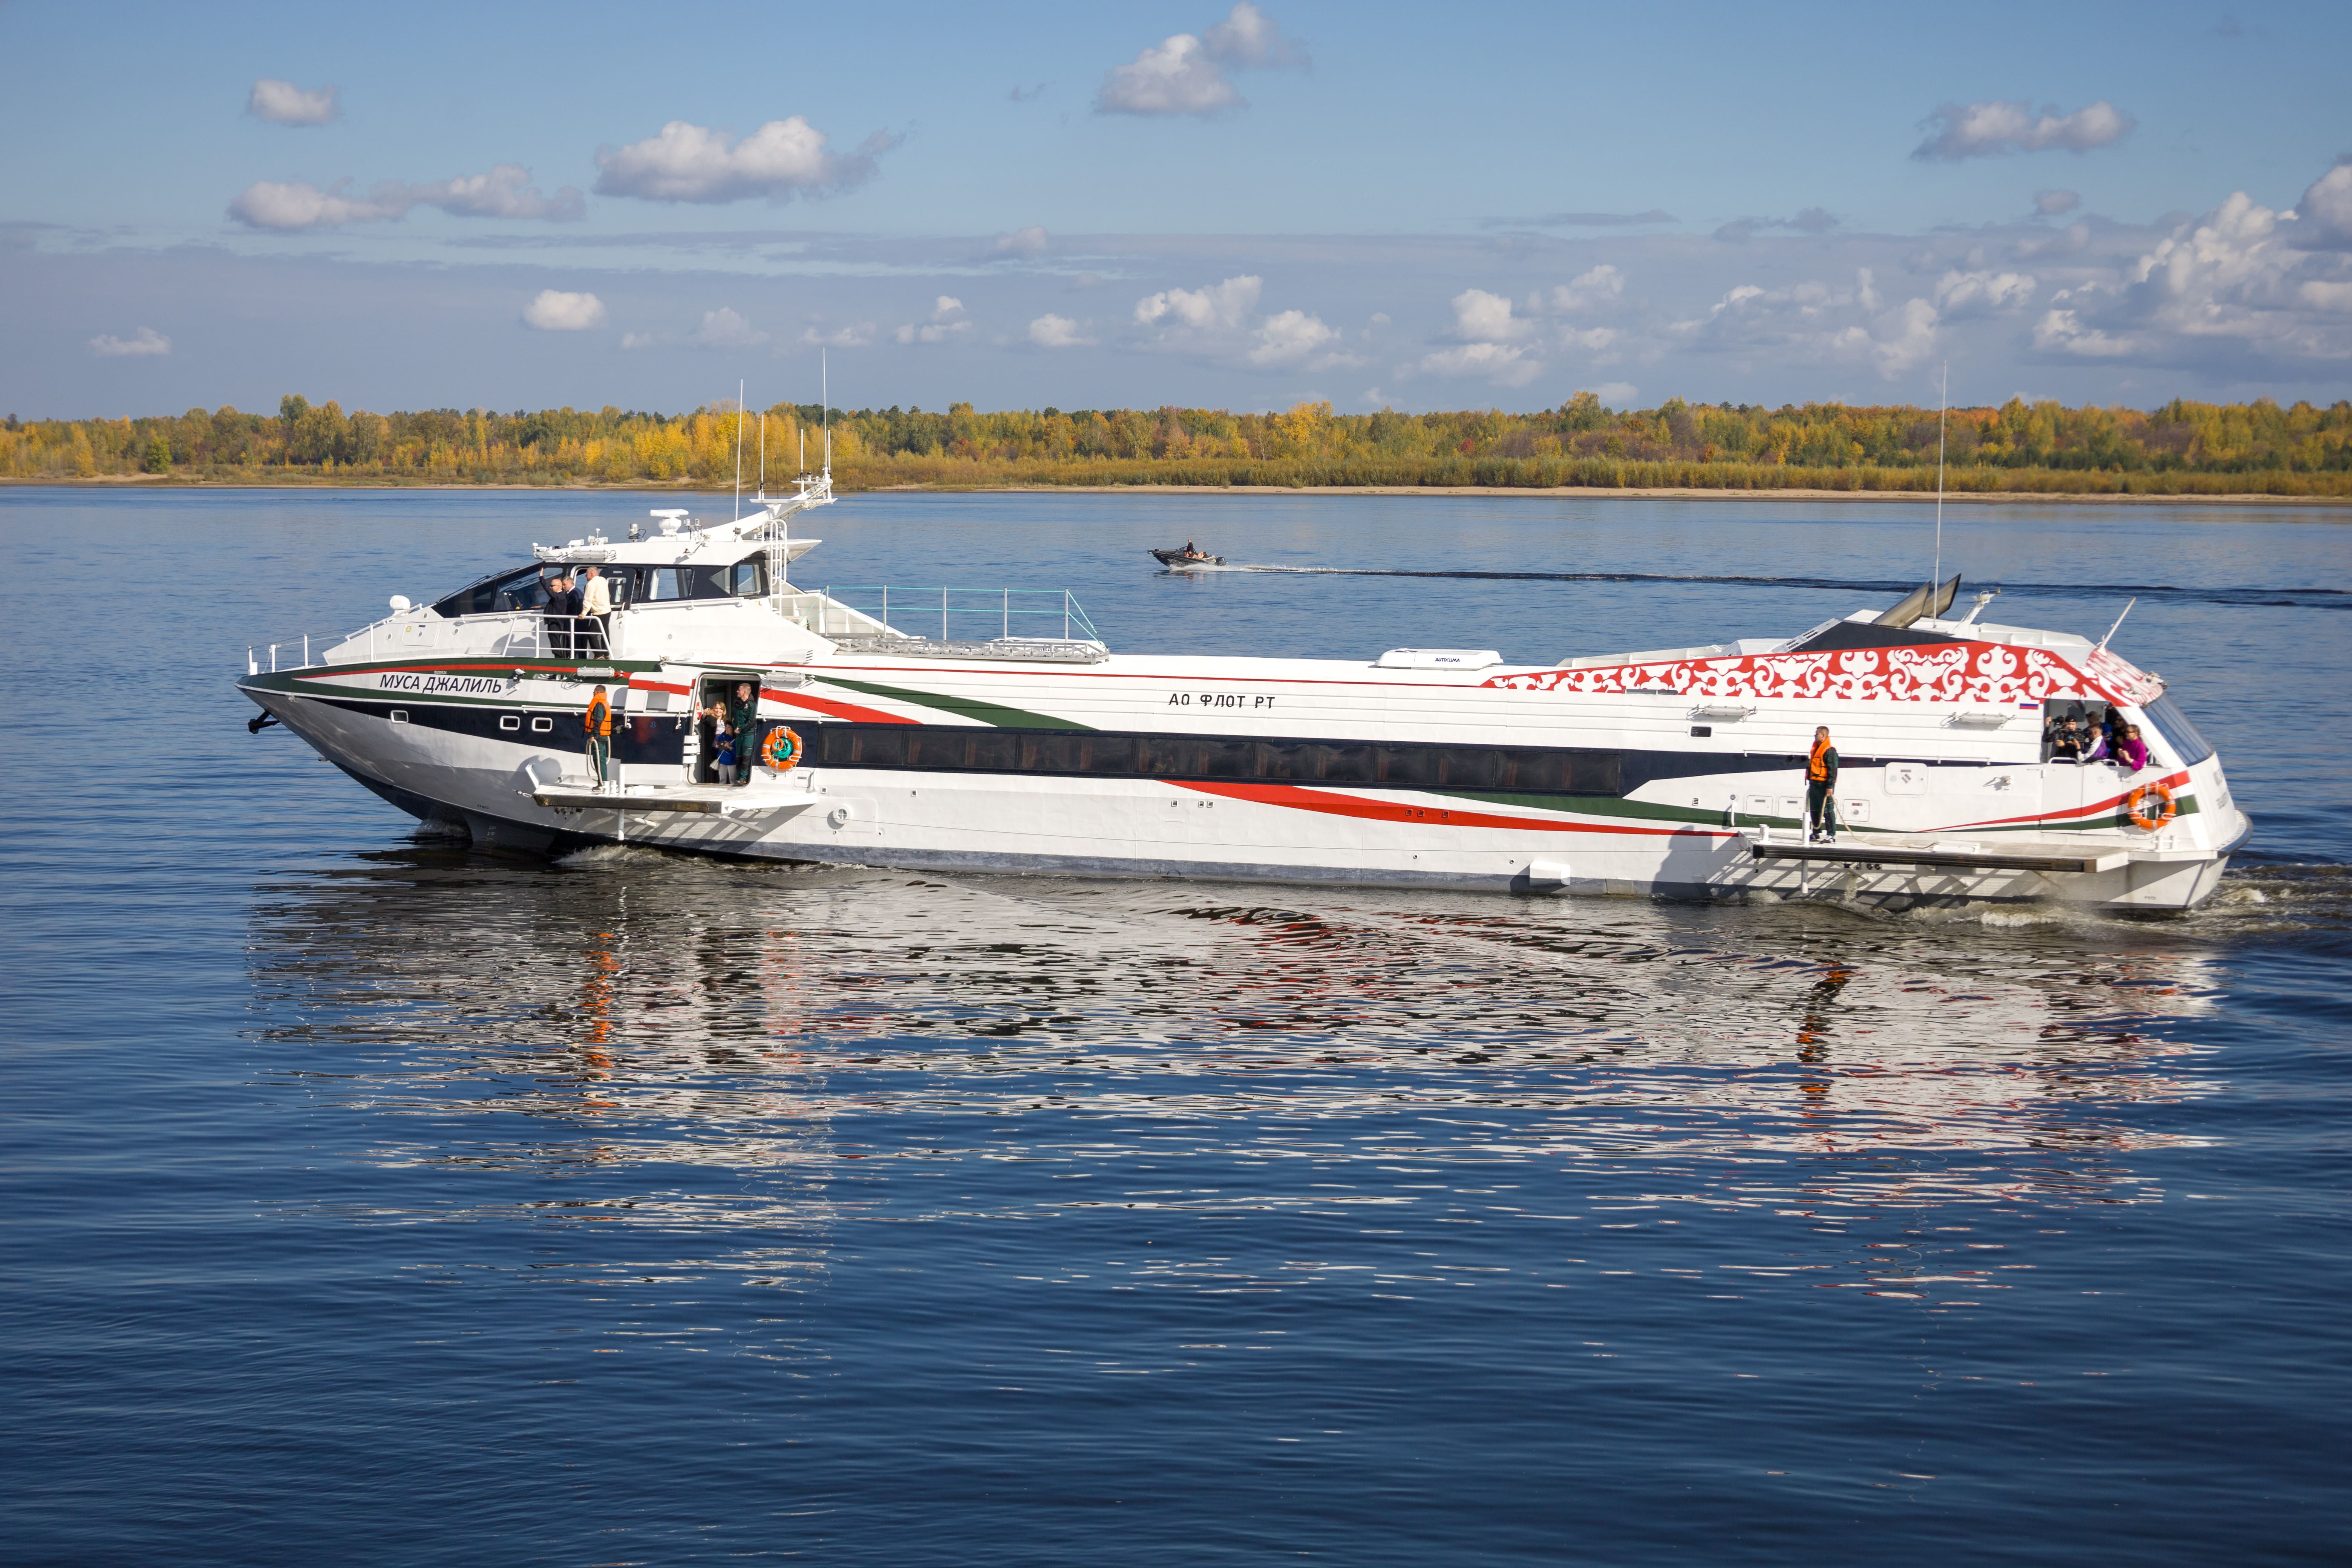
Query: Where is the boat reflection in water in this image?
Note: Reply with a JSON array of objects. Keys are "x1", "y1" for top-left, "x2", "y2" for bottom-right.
[{"x1": 249, "y1": 844, "x2": 2226, "y2": 1242}]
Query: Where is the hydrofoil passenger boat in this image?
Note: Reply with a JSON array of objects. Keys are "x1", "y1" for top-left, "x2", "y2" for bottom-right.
[{"x1": 238, "y1": 474, "x2": 2248, "y2": 911}]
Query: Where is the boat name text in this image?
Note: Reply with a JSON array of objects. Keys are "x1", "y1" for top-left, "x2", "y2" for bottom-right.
[{"x1": 379, "y1": 673, "x2": 517, "y2": 695}]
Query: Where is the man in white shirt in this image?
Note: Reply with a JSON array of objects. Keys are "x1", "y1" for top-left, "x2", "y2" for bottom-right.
[{"x1": 579, "y1": 565, "x2": 612, "y2": 656}]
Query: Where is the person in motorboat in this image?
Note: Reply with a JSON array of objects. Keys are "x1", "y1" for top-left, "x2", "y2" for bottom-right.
[
  {"x1": 2079, "y1": 721, "x2": 2109, "y2": 765},
  {"x1": 2048, "y1": 706, "x2": 2085, "y2": 761},
  {"x1": 712, "y1": 722, "x2": 738, "y2": 787},
  {"x1": 1806, "y1": 726, "x2": 1841, "y2": 843},
  {"x1": 585, "y1": 684, "x2": 613, "y2": 789},
  {"x1": 2115, "y1": 724, "x2": 2150, "y2": 773}
]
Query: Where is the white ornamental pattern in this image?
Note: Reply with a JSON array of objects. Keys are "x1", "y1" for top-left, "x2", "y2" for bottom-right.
[{"x1": 1484, "y1": 640, "x2": 2122, "y2": 705}]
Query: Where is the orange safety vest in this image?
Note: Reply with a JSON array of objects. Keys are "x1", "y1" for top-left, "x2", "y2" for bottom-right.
[
  {"x1": 586, "y1": 695, "x2": 611, "y2": 737},
  {"x1": 1807, "y1": 737, "x2": 1834, "y2": 782}
]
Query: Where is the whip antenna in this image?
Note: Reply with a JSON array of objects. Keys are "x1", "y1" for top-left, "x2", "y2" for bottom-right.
[
  {"x1": 732, "y1": 378, "x2": 744, "y2": 520},
  {"x1": 1932, "y1": 361, "x2": 1947, "y2": 612}
]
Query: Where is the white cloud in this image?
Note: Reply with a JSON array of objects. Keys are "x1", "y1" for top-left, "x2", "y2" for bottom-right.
[
  {"x1": 2295, "y1": 159, "x2": 2352, "y2": 250},
  {"x1": 1028, "y1": 314, "x2": 1094, "y2": 348},
  {"x1": 1136, "y1": 274, "x2": 1262, "y2": 330},
  {"x1": 416, "y1": 165, "x2": 584, "y2": 222},
  {"x1": 1203, "y1": 0, "x2": 1307, "y2": 66},
  {"x1": 2035, "y1": 188, "x2": 2082, "y2": 216},
  {"x1": 1932, "y1": 268, "x2": 2037, "y2": 316},
  {"x1": 1992, "y1": 164, "x2": 2352, "y2": 373},
  {"x1": 2032, "y1": 309, "x2": 2134, "y2": 357},
  {"x1": 522, "y1": 290, "x2": 606, "y2": 331},
  {"x1": 1593, "y1": 381, "x2": 1639, "y2": 406},
  {"x1": 994, "y1": 226, "x2": 1049, "y2": 257},
  {"x1": 593, "y1": 118, "x2": 892, "y2": 204},
  {"x1": 1913, "y1": 99, "x2": 2134, "y2": 161},
  {"x1": 896, "y1": 297, "x2": 972, "y2": 343},
  {"x1": 228, "y1": 181, "x2": 406, "y2": 229},
  {"x1": 1534, "y1": 264, "x2": 1625, "y2": 314},
  {"x1": 1715, "y1": 208, "x2": 1840, "y2": 243},
  {"x1": 227, "y1": 165, "x2": 583, "y2": 229},
  {"x1": 1674, "y1": 268, "x2": 1939, "y2": 378},
  {"x1": 89, "y1": 326, "x2": 170, "y2": 357},
  {"x1": 1246, "y1": 308, "x2": 1341, "y2": 366},
  {"x1": 620, "y1": 332, "x2": 657, "y2": 350},
  {"x1": 695, "y1": 307, "x2": 769, "y2": 349},
  {"x1": 1096, "y1": 3, "x2": 1307, "y2": 118},
  {"x1": 247, "y1": 79, "x2": 338, "y2": 126},
  {"x1": 1450, "y1": 288, "x2": 1530, "y2": 343},
  {"x1": 1129, "y1": 273, "x2": 1353, "y2": 370},
  {"x1": 1413, "y1": 342, "x2": 1541, "y2": 387},
  {"x1": 798, "y1": 320, "x2": 871, "y2": 349}
]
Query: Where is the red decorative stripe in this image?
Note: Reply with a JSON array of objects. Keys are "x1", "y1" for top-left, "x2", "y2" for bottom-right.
[
  {"x1": 762, "y1": 687, "x2": 919, "y2": 725},
  {"x1": 1942, "y1": 768, "x2": 2191, "y2": 831},
  {"x1": 1177, "y1": 780, "x2": 1736, "y2": 839}
]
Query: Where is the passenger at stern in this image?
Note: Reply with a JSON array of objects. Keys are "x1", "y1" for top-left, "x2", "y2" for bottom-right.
[
  {"x1": 712, "y1": 723, "x2": 738, "y2": 787},
  {"x1": 585, "y1": 684, "x2": 613, "y2": 790},
  {"x1": 1806, "y1": 726, "x2": 1841, "y2": 843}
]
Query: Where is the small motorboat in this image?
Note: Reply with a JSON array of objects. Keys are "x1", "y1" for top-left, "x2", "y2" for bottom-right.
[{"x1": 1150, "y1": 545, "x2": 1223, "y2": 568}]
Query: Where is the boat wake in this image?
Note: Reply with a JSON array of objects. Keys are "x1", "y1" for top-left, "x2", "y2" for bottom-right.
[{"x1": 1208, "y1": 564, "x2": 2350, "y2": 608}]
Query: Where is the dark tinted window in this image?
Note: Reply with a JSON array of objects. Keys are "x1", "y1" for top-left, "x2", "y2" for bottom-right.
[
  {"x1": 432, "y1": 564, "x2": 552, "y2": 618},
  {"x1": 2139, "y1": 694, "x2": 2215, "y2": 766},
  {"x1": 794, "y1": 724, "x2": 1627, "y2": 796}
]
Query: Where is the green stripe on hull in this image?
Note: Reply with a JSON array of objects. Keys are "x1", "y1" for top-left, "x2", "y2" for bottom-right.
[{"x1": 817, "y1": 675, "x2": 1093, "y2": 731}]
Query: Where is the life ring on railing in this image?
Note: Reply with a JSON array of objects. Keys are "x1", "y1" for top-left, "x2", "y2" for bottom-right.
[
  {"x1": 761, "y1": 725, "x2": 803, "y2": 772},
  {"x1": 2125, "y1": 781, "x2": 2176, "y2": 832}
]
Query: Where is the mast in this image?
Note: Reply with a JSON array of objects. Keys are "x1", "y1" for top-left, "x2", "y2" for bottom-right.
[
  {"x1": 1932, "y1": 361, "x2": 1947, "y2": 614},
  {"x1": 732, "y1": 378, "x2": 745, "y2": 521}
]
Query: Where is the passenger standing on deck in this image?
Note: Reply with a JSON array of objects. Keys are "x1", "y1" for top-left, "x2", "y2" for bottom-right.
[
  {"x1": 544, "y1": 571, "x2": 576, "y2": 659},
  {"x1": 1806, "y1": 726, "x2": 1841, "y2": 843},
  {"x1": 711, "y1": 722, "x2": 738, "y2": 787},
  {"x1": 580, "y1": 566, "x2": 612, "y2": 657},
  {"x1": 585, "y1": 684, "x2": 613, "y2": 789}
]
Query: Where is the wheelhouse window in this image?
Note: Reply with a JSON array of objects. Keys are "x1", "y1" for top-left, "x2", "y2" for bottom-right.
[
  {"x1": 432, "y1": 564, "x2": 554, "y2": 619},
  {"x1": 641, "y1": 567, "x2": 689, "y2": 602},
  {"x1": 2140, "y1": 693, "x2": 2216, "y2": 766}
]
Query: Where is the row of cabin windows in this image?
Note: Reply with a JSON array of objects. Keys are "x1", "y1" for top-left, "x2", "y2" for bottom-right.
[
  {"x1": 807, "y1": 724, "x2": 1626, "y2": 793},
  {"x1": 433, "y1": 557, "x2": 766, "y2": 618}
]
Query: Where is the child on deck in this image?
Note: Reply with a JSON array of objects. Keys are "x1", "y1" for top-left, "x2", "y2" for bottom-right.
[{"x1": 712, "y1": 724, "x2": 738, "y2": 787}]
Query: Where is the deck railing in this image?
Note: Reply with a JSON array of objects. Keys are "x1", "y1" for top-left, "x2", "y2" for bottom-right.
[
  {"x1": 247, "y1": 586, "x2": 1102, "y2": 673},
  {"x1": 810, "y1": 587, "x2": 1102, "y2": 645}
]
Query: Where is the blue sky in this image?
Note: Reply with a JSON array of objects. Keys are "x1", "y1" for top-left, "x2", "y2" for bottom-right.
[{"x1": 5, "y1": 0, "x2": 2349, "y2": 418}]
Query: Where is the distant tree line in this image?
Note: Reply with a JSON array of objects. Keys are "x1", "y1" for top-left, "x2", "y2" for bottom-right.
[{"x1": 5, "y1": 390, "x2": 2347, "y2": 496}]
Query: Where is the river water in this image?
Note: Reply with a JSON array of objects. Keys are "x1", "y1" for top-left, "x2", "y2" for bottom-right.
[{"x1": 6, "y1": 487, "x2": 2349, "y2": 1564}]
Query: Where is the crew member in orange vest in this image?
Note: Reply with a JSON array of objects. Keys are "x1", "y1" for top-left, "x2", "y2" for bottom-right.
[
  {"x1": 586, "y1": 684, "x2": 613, "y2": 789},
  {"x1": 1806, "y1": 725, "x2": 1840, "y2": 842}
]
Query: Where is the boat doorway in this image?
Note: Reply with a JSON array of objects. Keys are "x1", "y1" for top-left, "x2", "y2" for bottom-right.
[{"x1": 694, "y1": 672, "x2": 766, "y2": 784}]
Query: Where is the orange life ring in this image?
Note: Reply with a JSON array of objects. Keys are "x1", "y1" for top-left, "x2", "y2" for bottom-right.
[
  {"x1": 2125, "y1": 782, "x2": 2176, "y2": 831},
  {"x1": 761, "y1": 725, "x2": 803, "y2": 771}
]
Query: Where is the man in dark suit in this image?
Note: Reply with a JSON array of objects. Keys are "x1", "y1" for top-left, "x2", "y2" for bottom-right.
[{"x1": 544, "y1": 571, "x2": 579, "y2": 658}]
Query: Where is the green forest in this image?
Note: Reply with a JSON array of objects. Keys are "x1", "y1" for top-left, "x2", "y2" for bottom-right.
[{"x1": 6, "y1": 391, "x2": 2349, "y2": 496}]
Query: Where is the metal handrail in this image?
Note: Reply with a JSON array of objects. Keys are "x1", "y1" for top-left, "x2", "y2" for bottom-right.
[{"x1": 815, "y1": 586, "x2": 1102, "y2": 645}]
